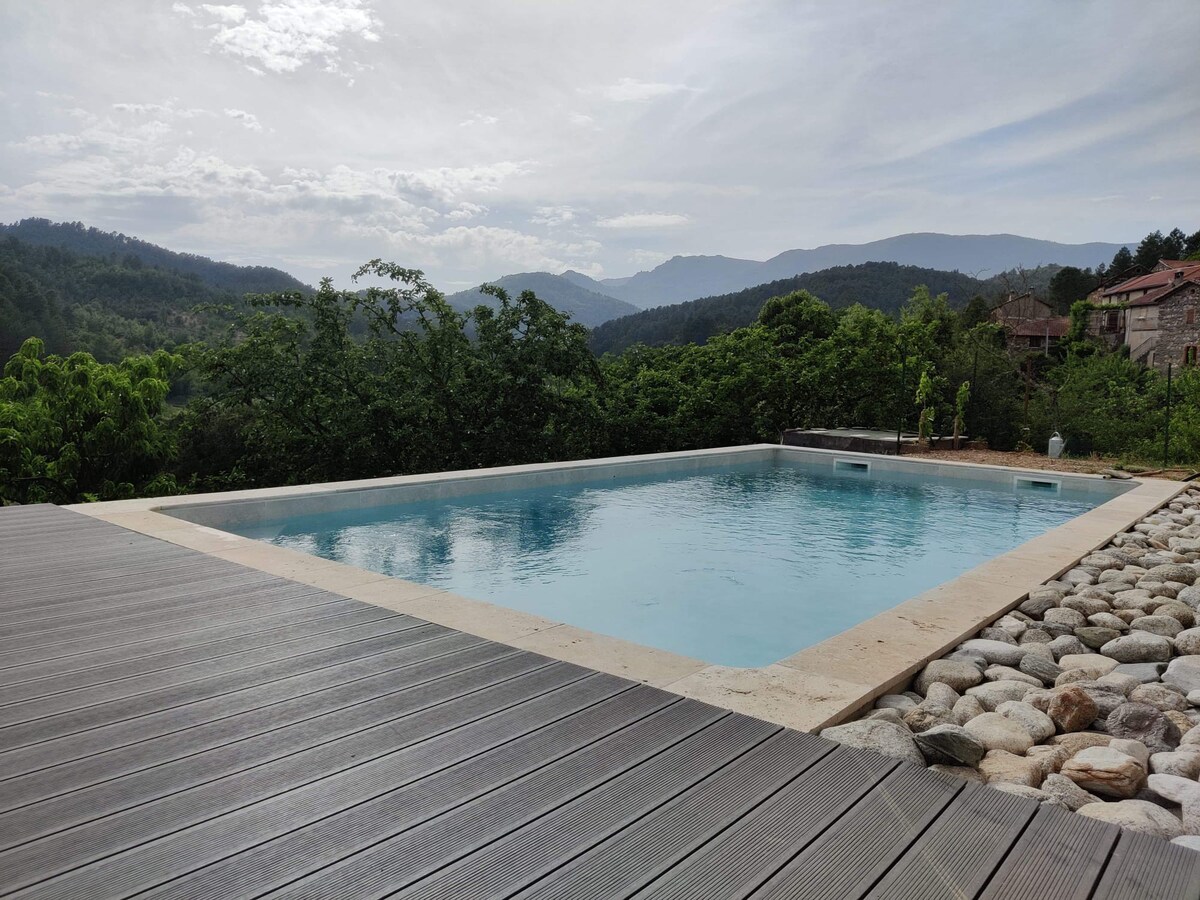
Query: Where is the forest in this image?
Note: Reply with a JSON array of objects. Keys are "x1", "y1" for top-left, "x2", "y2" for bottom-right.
[{"x1": 1, "y1": 227, "x2": 1198, "y2": 506}]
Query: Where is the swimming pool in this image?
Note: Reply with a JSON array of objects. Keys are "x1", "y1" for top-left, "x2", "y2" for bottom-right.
[{"x1": 225, "y1": 457, "x2": 1123, "y2": 667}]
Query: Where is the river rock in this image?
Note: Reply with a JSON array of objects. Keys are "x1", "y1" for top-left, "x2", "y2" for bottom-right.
[
  {"x1": 1044, "y1": 607, "x2": 1086, "y2": 629},
  {"x1": 1146, "y1": 773, "x2": 1200, "y2": 833},
  {"x1": 984, "y1": 665, "x2": 1042, "y2": 687},
  {"x1": 1018, "y1": 653, "x2": 1062, "y2": 686},
  {"x1": 991, "y1": 784, "x2": 1067, "y2": 808},
  {"x1": 1114, "y1": 662, "x2": 1168, "y2": 684},
  {"x1": 1057, "y1": 653, "x2": 1120, "y2": 677},
  {"x1": 913, "y1": 723, "x2": 986, "y2": 767},
  {"x1": 1019, "y1": 628, "x2": 1054, "y2": 646},
  {"x1": 966, "y1": 680, "x2": 1032, "y2": 711},
  {"x1": 958, "y1": 639, "x2": 1026, "y2": 667},
  {"x1": 1088, "y1": 612, "x2": 1129, "y2": 632},
  {"x1": 1075, "y1": 627, "x2": 1122, "y2": 650},
  {"x1": 1108, "y1": 738, "x2": 1150, "y2": 771},
  {"x1": 1048, "y1": 635, "x2": 1088, "y2": 660},
  {"x1": 915, "y1": 659, "x2": 984, "y2": 695},
  {"x1": 867, "y1": 708, "x2": 905, "y2": 725},
  {"x1": 903, "y1": 704, "x2": 955, "y2": 733},
  {"x1": 993, "y1": 615, "x2": 1027, "y2": 639},
  {"x1": 1064, "y1": 568, "x2": 1097, "y2": 586},
  {"x1": 1131, "y1": 615, "x2": 1184, "y2": 637},
  {"x1": 1150, "y1": 747, "x2": 1200, "y2": 779},
  {"x1": 1172, "y1": 835, "x2": 1200, "y2": 852},
  {"x1": 1163, "y1": 657, "x2": 1200, "y2": 694},
  {"x1": 1166, "y1": 710, "x2": 1196, "y2": 735},
  {"x1": 928, "y1": 763, "x2": 985, "y2": 783},
  {"x1": 1019, "y1": 591, "x2": 1061, "y2": 618},
  {"x1": 952, "y1": 694, "x2": 987, "y2": 725},
  {"x1": 1041, "y1": 772, "x2": 1103, "y2": 810},
  {"x1": 979, "y1": 627, "x2": 1018, "y2": 645},
  {"x1": 978, "y1": 749, "x2": 1043, "y2": 787},
  {"x1": 1130, "y1": 683, "x2": 1189, "y2": 712},
  {"x1": 997, "y1": 700, "x2": 1055, "y2": 742},
  {"x1": 1026, "y1": 743, "x2": 1071, "y2": 778},
  {"x1": 1060, "y1": 746, "x2": 1146, "y2": 798},
  {"x1": 1101, "y1": 632, "x2": 1173, "y2": 663},
  {"x1": 1096, "y1": 672, "x2": 1140, "y2": 696},
  {"x1": 1154, "y1": 603, "x2": 1195, "y2": 627},
  {"x1": 1175, "y1": 628, "x2": 1200, "y2": 656},
  {"x1": 1177, "y1": 585, "x2": 1200, "y2": 608},
  {"x1": 1148, "y1": 564, "x2": 1198, "y2": 585},
  {"x1": 964, "y1": 712, "x2": 1034, "y2": 754},
  {"x1": 1062, "y1": 595, "x2": 1111, "y2": 617},
  {"x1": 1049, "y1": 732, "x2": 1113, "y2": 754},
  {"x1": 820, "y1": 719, "x2": 923, "y2": 764},
  {"x1": 923, "y1": 681, "x2": 960, "y2": 710},
  {"x1": 874, "y1": 694, "x2": 918, "y2": 713},
  {"x1": 1047, "y1": 684, "x2": 1099, "y2": 732},
  {"x1": 1077, "y1": 799, "x2": 1185, "y2": 839},
  {"x1": 1107, "y1": 702, "x2": 1183, "y2": 754}
]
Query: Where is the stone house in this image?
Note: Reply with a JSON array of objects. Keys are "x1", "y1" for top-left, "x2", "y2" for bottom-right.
[
  {"x1": 990, "y1": 292, "x2": 1069, "y2": 351},
  {"x1": 1091, "y1": 261, "x2": 1200, "y2": 371}
]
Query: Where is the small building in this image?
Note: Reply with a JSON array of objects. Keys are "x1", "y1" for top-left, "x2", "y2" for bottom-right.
[
  {"x1": 989, "y1": 292, "x2": 1067, "y2": 351},
  {"x1": 1093, "y1": 261, "x2": 1200, "y2": 370}
]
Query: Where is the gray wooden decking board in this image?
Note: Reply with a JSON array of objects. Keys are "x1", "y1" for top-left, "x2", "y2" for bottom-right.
[
  {"x1": 501, "y1": 730, "x2": 834, "y2": 900},
  {"x1": 0, "y1": 505, "x2": 1195, "y2": 900},
  {"x1": 0, "y1": 623, "x2": 445, "y2": 752},
  {"x1": 135, "y1": 680, "x2": 665, "y2": 900},
  {"x1": 1, "y1": 604, "x2": 400, "y2": 700},
  {"x1": 0, "y1": 631, "x2": 484, "y2": 776},
  {"x1": 0, "y1": 614, "x2": 427, "y2": 727},
  {"x1": 3, "y1": 661, "x2": 588, "y2": 897},
  {"x1": 627, "y1": 746, "x2": 898, "y2": 900},
  {"x1": 1091, "y1": 831, "x2": 1200, "y2": 899},
  {"x1": 0, "y1": 640, "x2": 513, "y2": 818}
]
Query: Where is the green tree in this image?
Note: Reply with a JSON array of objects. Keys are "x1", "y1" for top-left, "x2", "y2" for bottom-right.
[
  {"x1": 0, "y1": 337, "x2": 178, "y2": 504},
  {"x1": 1048, "y1": 266, "x2": 1097, "y2": 312},
  {"x1": 1110, "y1": 246, "x2": 1135, "y2": 277}
]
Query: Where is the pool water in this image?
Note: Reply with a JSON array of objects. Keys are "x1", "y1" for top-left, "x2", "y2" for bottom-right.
[{"x1": 231, "y1": 462, "x2": 1111, "y2": 667}]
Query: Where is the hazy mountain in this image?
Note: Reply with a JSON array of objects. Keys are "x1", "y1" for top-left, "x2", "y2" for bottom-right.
[
  {"x1": 587, "y1": 232, "x2": 1131, "y2": 308},
  {"x1": 445, "y1": 271, "x2": 638, "y2": 327},
  {"x1": 588, "y1": 261, "x2": 991, "y2": 355},
  {"x1": 0, "y1": 219, "x2": 309, "y2": 295}
]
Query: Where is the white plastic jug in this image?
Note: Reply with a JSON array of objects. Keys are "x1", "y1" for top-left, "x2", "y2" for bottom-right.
[{"x1": 1048, "y1": 432, "x2": 1064, "y2": 459}]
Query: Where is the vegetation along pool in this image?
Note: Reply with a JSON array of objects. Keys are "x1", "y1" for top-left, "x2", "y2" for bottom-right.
[{"x1": 230, "y1": 461, "x2": 1123, "y2": 667}]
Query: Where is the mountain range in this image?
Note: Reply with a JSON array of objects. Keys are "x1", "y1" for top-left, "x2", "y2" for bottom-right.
[
  {"x1": 556, "y1": 233, "x2": 1131, "y2": 310},
  {"x1": 443, "y1": 272, "x2": 638, "y2": 328}
]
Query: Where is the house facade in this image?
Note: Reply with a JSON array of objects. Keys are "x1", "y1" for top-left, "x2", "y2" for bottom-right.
[
  {"x1": 1089, "y1": 261, "x2": 1200, "y2": 371},
  {"x1": 989, "y1": 292, "x2": 1069, "y2": 351}
]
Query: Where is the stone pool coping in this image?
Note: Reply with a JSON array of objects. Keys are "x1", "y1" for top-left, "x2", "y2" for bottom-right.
[{"x1": 68, "y1": 445, "x2": 1185, "y2": 734}]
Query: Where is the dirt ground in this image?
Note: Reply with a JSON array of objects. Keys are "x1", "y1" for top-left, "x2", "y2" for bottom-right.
[{"x1": 901, "y1": 446, "x2": 1197, "y2": 481}]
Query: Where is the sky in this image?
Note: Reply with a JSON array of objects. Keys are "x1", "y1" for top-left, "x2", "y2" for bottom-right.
[{"x1": 2, "y1": 1, "x2": 1198, "y2": 289}]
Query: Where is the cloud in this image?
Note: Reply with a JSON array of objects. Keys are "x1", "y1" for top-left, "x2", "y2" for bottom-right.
[
  {"x1": 200, "y1": 4, "x2": 247, "y2": 22},
  {"x1": 187, "y1": 0, "x2": 381, "y2": 76},
  {"x1": 223, "y1": 107, "x2": 263, "y2": 130},
  {"x1": 458, "y1": 112, "x2": 499, "y2": 127},
  {"x1": 598, "y1": 77, "x2": 693, "y2": 102},
  {"x1": 595, "y1": 212, "x2": 689, "y2": 229},
  {"x1": 171, "y1": 2, "x2": 195, "y2": 14},
  {"x1": 531, "y1": 205, "x2": 576, "y2": 227}
]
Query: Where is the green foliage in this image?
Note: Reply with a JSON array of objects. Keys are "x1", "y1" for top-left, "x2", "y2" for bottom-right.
[
  {"x1": 175, "y1": 261, "x2": 604, "y2": 489},
  {"x1": 0, "y1": 338, "x2": 179, "y2": 504},
  {"x1": 1048, "y1": 266, "x2": 1098, "y2": 312}
]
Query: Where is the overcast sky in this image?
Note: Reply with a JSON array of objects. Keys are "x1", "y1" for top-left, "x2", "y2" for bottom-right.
[{"x1": 2, "y1": 1, "x2": 1197, "y2": 289}]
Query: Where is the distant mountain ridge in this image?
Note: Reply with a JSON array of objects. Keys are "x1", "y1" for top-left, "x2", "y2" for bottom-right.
[
  {"x1": 588, "y1": 261, "x2": 999, "y2": 355},
  {"x1": 444, "y1": 272, "x2": 638, "y2": 328},
  {"x1": 566, "y1": 232, "x2": 1132, "y2": 308},
  {"x1": 0, "y1": 219, "x2": 310, "y2": 295}
]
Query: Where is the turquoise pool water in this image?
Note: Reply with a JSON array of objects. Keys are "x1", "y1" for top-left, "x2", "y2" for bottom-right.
[{"x1": 230, "y1": 462, "x2": 1117, "y2": 667}]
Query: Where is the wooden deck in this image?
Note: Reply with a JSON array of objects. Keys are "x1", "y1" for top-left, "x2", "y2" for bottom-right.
[{"x1": 1, "y1": 505, "x2": 1198, "y2": 899}]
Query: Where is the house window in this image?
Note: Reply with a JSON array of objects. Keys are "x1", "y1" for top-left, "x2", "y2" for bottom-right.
[
  {"x1": 1186, "y1": 346, "x2": 1198, "y2": 366},
  {"x1": 1103, "y1": 310, "x2": 1119, "y2": 332},
  {"x1": 1188, "y1": 308, "x2": 1196, "y2": 325}
]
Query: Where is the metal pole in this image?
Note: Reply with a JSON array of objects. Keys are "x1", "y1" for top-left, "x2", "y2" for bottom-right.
[
  {"x1": 1164, "y1": 362, "x2": 1173, "y2": 469},
  {"x1": 896, "y1": 344, "x2": 906, "y2": 455}
]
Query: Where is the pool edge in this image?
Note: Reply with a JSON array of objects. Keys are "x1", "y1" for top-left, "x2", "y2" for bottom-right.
[{"x1": 67, "y1": 445, "x2": 1184, "y2": 734}]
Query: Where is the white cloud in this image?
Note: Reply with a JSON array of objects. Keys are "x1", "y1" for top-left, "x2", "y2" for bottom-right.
[
  {"x1": 458, "y1": 112, "x2": 499, "y2": 127},
  {"x1": 531, "y1": 205, "x2": 576, "y2": 227},
  {"x1": 598, "y1": 77, "x2": 692, "y2": 102},
  {"x1": 189, "y1": 0, "x2": 381, "y2": 76},
  {"x1": 200, "y1": 4, "x2": 247, "y2": 22},
  {"x1": 171, "y1": 2, "x2": 195, "y2": 15},
  {"x1": 223, "y1": 107, "x2": 263, "y2": 130},
  {"x1": 595, "y1": 212, "x2": 690, "y2": 229},
  {"x1": 568, "y1": 112, "x2": 596, "y2": 128}
]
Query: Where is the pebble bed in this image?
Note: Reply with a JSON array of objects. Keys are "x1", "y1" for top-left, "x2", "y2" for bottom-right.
[{"x1": 822, "y1": 484, "x2": 1200, "y2": 851}]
